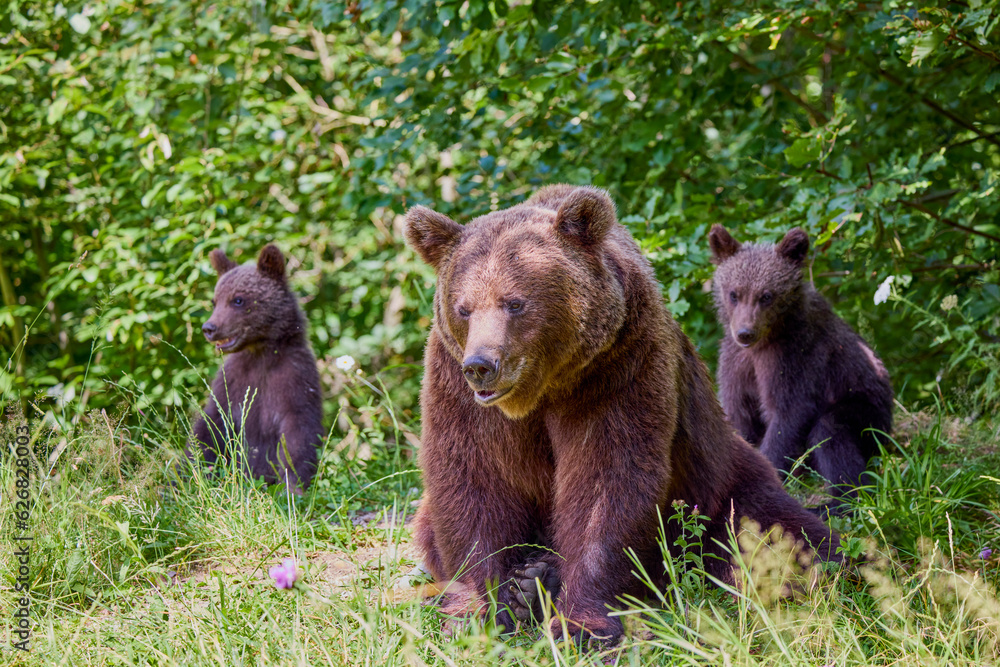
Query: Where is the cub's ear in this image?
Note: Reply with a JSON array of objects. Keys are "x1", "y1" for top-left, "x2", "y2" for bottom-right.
[
  {"x1": 404, "y1": 205, "x2": 464, "y2": 271},
  {"x1": 776, "y1": 228, "x2": 810, "y2": 265},
  {"x1": 209, "y1": 249, "x2": 237, "y2": 275},
  {"x1": 708, "y1": 225, "x2": 740, "y2": 264},
  {"x1": 554, "y1": 186, "x2": 617, "y2": 247},
  {"x1": 257, "y1": 244, "x2": 287, "y2": 281}
]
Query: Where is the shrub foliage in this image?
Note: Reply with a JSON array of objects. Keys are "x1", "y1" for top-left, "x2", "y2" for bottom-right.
[{"x1": 2, "y1": 0, "x2": 998, "y2": 423}]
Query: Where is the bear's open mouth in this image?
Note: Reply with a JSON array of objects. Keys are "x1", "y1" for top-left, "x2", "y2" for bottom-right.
[
  {"x1": 474, "y1": 386, "x2": 511, "y2": 405},
  {"x1": 214, "y1": 337, "x2": 238, "y2": 351}
]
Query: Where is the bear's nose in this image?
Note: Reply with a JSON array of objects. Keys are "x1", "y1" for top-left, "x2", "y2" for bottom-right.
[
  {"x1": 735, "y1": 328, "x2": 756, "y2": 345},
  {"x1": 462, "y1": 355, "x2": 499, "y2": 384},
  {"x1": 202, "y1": 322, "x2": 218, "y2": 338}
]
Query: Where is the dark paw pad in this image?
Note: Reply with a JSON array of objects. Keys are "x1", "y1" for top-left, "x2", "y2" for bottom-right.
[{"x1": 505, "y1": 558, "x2": 560, "y2": 625}]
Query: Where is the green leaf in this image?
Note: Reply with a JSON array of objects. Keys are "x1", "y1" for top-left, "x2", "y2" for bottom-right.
[
  {"x1": 985, "y1": 71, "x2": 1000, "y2": 93},
  {"x1": 784, "y1": 136, "x2": 821, "y2": 167},
  {"x1": 47, "y1": 97, "x2": 69, "y2": 124},
  {"x1": 909, "y1": 31, "x2": 944, "y2": 66}
]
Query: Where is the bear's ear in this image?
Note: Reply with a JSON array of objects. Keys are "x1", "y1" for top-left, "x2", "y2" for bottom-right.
[
  {"x1": 257, "y1": 244, "x2": 287, "y2": 281},
  {"x1": 404, "y1": 205, "x2": 464, "y2": 271},
  {"x1": 708, "y1": 225, "x2": 740, "y2": 264},
  {"x1": 776, "y1": 228, "x2": 810, "y2": 265},
  {"x1": 554, "y1": 186, "x2": 617, "y2": 247},
  {"x1": 209, "y1": 249, "x2": 237, "y2": 276}
]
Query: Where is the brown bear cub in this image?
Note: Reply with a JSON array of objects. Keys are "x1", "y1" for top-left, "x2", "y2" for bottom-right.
[
  {"x1": 405, "y1": 185, "x2": 839, "y2": 648},
  {"x1": 192, "y1": 244, "x2": 324, "y2": 492},
  {"x1": 708, "y1": 225, "x2": 893, "y2": 505}
]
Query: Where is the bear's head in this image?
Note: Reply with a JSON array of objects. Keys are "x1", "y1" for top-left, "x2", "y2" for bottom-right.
[
  {"x1": 405, "y1": 185, "x2": 626, "y2": 418},
  {"x1": 708, "y1": 225, "x2": 809, "y2": 348},
  {"x1": 202, "y1": 244, "x2": 302, "y2": 354}
]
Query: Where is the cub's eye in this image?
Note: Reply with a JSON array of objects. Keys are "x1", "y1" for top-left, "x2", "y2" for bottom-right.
[
  {"x1": 507, "y1": 300, "x2": 524, "y2": 313},
  {"x1": 458, "y1": 306, "x2": 470, "y2": 318},
  {"x1": 729, "y1": 291, "x2": 738, "y2": 304},
  {"x1": 759, "y1": 292, "x2": 773, "y2": 305},
  {"x1": 210, "y1": 299, "x2": 216, "y2": 307},
  {"x1": 233, "y1": 297, "x2": 244, "y2": 307}
]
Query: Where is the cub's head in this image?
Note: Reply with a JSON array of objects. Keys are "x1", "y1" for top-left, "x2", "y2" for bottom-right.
[
  {"x1": 708, "y1": 225, "x2": 809, "y2": 348},
  {"x1": 202, "y1": 244, "x2": 301, "y2": 353},
  {"x1": 405, "y1": 185, "x2": 625, "y2": 419}
]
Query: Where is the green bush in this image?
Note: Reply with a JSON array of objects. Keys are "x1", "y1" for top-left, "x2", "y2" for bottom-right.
[{"x1": 2, "y1": 0, "x2": 998, "y2": 427}]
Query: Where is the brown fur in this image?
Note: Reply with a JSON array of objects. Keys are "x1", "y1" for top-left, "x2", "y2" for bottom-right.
[
  {"x1": 406, "y1": 186, "x2": 839, "y2": 646},
  {"x1": 192, "y1": 244, "x2": 324, "y2": 491},
  {"x1": 708, "y1": 225, "x2": 893, "y2": 502}
]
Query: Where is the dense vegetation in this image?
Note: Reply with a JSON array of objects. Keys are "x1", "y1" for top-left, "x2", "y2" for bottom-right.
[
  {"x1": 2, "y1": 0, "x2": 999, "y2": 425},
  {"x1": 1, "y1": 1, "x2": 999, "y2": 665}
]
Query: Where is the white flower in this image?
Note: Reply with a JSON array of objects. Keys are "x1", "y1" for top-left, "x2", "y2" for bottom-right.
[
  {"x1": 940, "y1": 294, "x2": 958, "y2": 311},
  {"x1": 873, "y1": 276, "x2": 894, "y2": 305},
  {"x1": 335, "y1": 355, "x2": 356, "y2": 372}
]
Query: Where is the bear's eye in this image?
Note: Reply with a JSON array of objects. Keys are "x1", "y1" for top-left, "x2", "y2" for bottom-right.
[
  {"x1": 458, "y1": 306, "x2": 470, "y2": 318},
  {"x1": 729, "y1": 291, "x2": 738, "y2": 304},
  {"x1": 507, "y1": 300, "x2": 524, "y2": 313},
  {"x1": 210, "y1": 299, "x2": 216, "y2": 307},
  {"x1": 233, "y1": 297, "x2": 245, "y2": 307},
  {"x1": 759, "y1": 292, "x2": 773, "y2": 305}
]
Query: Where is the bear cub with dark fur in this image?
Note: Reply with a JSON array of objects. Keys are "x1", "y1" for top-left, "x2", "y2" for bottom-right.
[
  {"x1": 708, "y1": 225, "x2": 893, "y2": 502},
  {"x1": 406, "y1": 185, "x2": 839, "y2": 648},
  {"x1": 192, "y1": 244, "x2": 323, "y2": 492}
]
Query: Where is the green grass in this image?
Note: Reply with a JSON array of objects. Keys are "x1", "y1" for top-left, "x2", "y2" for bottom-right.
[{"x1": 2, "y1": 394, "x2": 999, "y2": 666}]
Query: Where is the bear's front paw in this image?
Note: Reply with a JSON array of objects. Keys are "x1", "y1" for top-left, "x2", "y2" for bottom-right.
[
  {"x1": 501, "y1": 557, "x2": 561, "y2": 628},
  {"x1": 430, "y1": 581, "x2": 486, "y2": 638}
]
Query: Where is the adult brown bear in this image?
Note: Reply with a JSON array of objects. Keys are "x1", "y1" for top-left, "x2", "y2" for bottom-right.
[{"x1": 405, "y1": 185, "x2": 838, "y2": 647}]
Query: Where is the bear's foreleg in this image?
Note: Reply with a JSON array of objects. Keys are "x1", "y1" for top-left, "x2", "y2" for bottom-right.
[
  {"x1": 428, "y1": 469, "x2": 548, "y2": 626},
  {"x1": 718, "y1": 342, "x2": 767, "y2": 445},
  {"x1": 547, "y1": 413, "x2": 667, "y2": 648},
  {"x1": 721, "y1": 384, "x2": 767, "y2": 446},
  {"x1": 758, "y1": 409, "x2": 817, "y2": 475},
  {"x1": 807, "y1": 413, "x2": 867, "y2": 501},
  {"x1": 274, "y1": 413, "x2": 322, "y2": 491}
]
